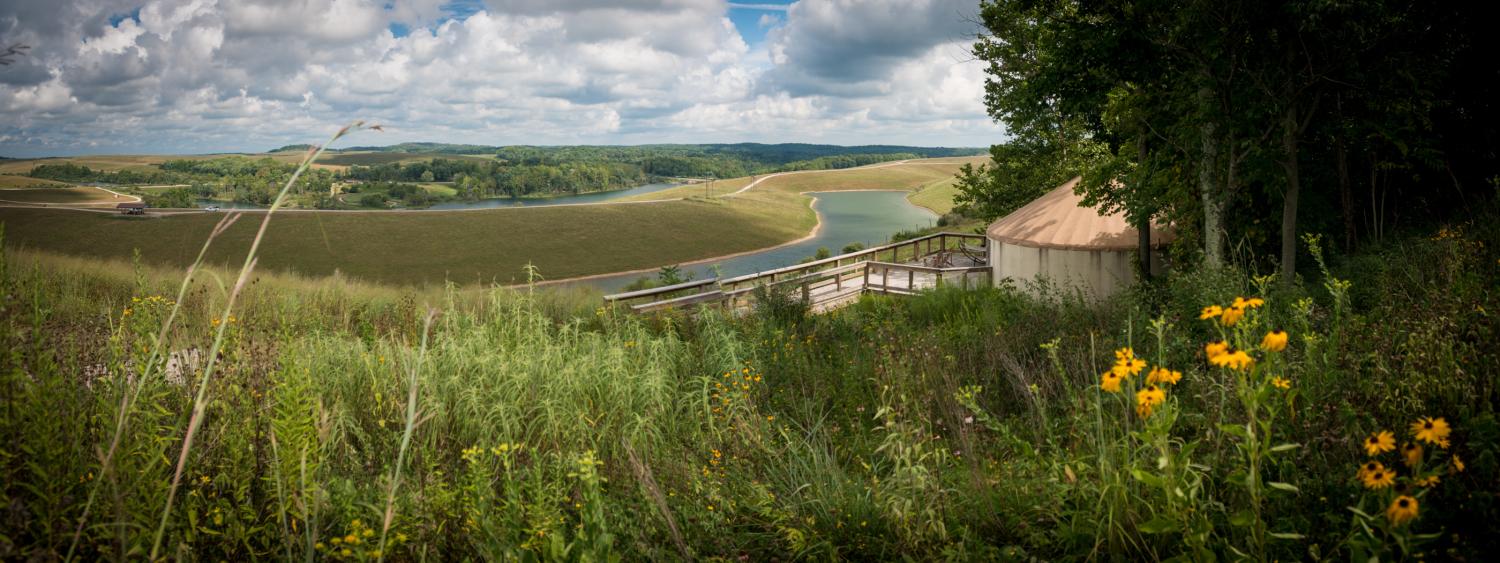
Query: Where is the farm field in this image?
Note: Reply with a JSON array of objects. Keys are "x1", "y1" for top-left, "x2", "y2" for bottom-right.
[
  {"x1": 0, "y1": 191, "x2": 814, "y2": 286},
  {"x1": 0, "y1": 157, "x2": 972, "y2": 285},
  {"x1": 0, "y1": 175, "x2": 71, "y2": 188},
  {"x1": 0, "y1": 152, "x2": 349, "y2": 174},
  {"x1": 0, "y1": 187, "x2": 133, "y2": 205}
]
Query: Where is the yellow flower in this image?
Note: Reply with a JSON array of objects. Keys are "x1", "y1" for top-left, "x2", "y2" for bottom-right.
[
  {"x1": 1135, "y1": 384, "x2": 1166, "y2": 417},
  {"x1": 1244, "y1": 297, "x2": 1265, "y2": 308},
  {"x1": 1358, "y1": 460, "x2": 1384, "y2": 480},
  {"x1": 344, "y1": 534, "x2": 357, "y2": 545},
  {"x1": 1221, "y1": 306, "x2": 1246, "y2": 326},
  {"x1": 1386, "y1": 495, "x2": 1419, "y2": 525},
  {"x1": 1100, "y1": 371, "x2": 1123, "y2": 393},
  {"x1": 1271, "y1": 377, "x2": 1290, "y2": 389},
  {"x1": 1146, "y1": 367, "x2": 1182, "y2": 386},
  {"x1": 341, "y1": 548, "x2": 352, "y2": 557},
  {"x1": 1260, "y1": 330, "x2": 1288, "y2": 352},
  {"x1": 1410, "y1": 417, "x2": 1451, "y2": 445},
  {"x1": 1361, "y1": 466, "x2": 1396, "y2": 489},
  {"x1": 1414, "y1": 474, "x2": 1440, "y2": 487},
  {"x1": 1114, "y1": 347, "x2": 1136, "y2": 361},
  {"x1": 1204, "y1": 340, "x2": 1229, "y2": 360},
  {"x1": 1402, "y1": 442, "x2": 1423, "y2": 468},
  {"x1": 1116, "y1": 357, "x2": 1148, "y2": 377},
  {"x1": 1209, "y1": 350, "x2": 1255, "y2": 371},
  {"x1": 1363, "y1": 431, "x2": 1396, "y2": 456},
  {"x1": 1451, "y1": 454, "x2": 1466, "y2": 473},
  {"x1": 1199, "y1": 305, "x2": 1223, "y2": 320}
]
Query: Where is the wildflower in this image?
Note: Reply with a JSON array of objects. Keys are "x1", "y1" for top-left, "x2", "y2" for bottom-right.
[
  {"x1": 1386, "y1": 495, "x2": 1419, "y2": 525},
  {"x1": 1199, "y1": 305, "x2": 1223, "y2": 320},
  {"x1": 1402, "y1": 442, "x2": 1423, "y2": 468},
  {"x1": 1221, "y1": 306, "x2": 1246, "y2": 326},
  {"x1": 1135, "y1": 384, "x2": 1166, "y2": 417},
  {"x1": 1362, "y1": 431, "x2": 1396, "y2": 456},
  {"x1": 1358, "y1": 460, "x2": 1384, "y2": 480},
  {"x1": 1114, "y1": 347, "x2": 1137, "y2": 362},
  {"x1": 1116, "y1": 356, "x2": 1147, "y2": 377},
  {"x1": 1204, "y1": 340, "x2": 1229, "y2": 360},
  {"x1": 1414, "y1": 474, "x2": 1440, "y2": 487},
  {"x1": 1244, "y1": 297, "x2": 1265, "y2": 308},
  {"x1": 1451, "y1": 454, "x2": 1466, "y2": 473},
  {"x1": 1100, "y1": 371, "x2": 1123, "y2": 393},
  {"x1": 1271, "y1": 377, "x2": 1290, "y2": 389},
  {"x1": 1146, "y1": 367, "x2": 1182, "y2": 386},
  {"x1": 1260, "y1": 330, "x2": 1288, "y2": 352},
  {"x1": 341, "y1": 548, "x2": 352, "y2": 557},
  {"x1": 1410, "y1": 417, "x2": 1451, "y2": 445},
  {"x1": 1209, "y1": 349, "x2": 1255, "y2": 371},
  {"x1": 1361, "y1": 467, "x2": 1396, "y2": 489},
  {"x1": 344, "y1": 534, "x2": 358, "y2": 544}
]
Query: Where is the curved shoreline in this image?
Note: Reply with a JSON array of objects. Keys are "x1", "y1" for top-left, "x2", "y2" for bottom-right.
[{"x1": 530, "y1": 188, "x2": 931, "y2": 288}]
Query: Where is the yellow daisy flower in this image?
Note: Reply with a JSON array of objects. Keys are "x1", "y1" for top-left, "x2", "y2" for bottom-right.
[
  {"x1": 1361, "y1": 467, "x2": 1396, "y2": 489},
  {"x1": 1413, "y1": 474, "x2": 1440, "y2": 487},
  {"x1": 1221, "y1": 306, "x2": 1246, "y2": 326},
  {"x1": 1410, "y1": 417, "x2": 1451, "y2": 445},
  {"x1": 1204, "y1": 340, "x2": 1229, "y2": 360},
  {"x1": 1271, "y1": 377, "x2": 1290, "y2": 389},
  {"x1": 1200, "y1": 305, "x2": 1223, "y2": 320},
  {"x1": 1146, "y1": 366, "x2": 1182, "y2": 385},
  {"x1": 1260, "y1": 330, "x2": 1288, "y2": 352},
  {"x1": 1100, "y1": 371, "x2": 1123, "y2": 393},
  {"x1": 1135, "y1": 384, "x2": 1166, "y2": 417},
  {"x1": 1209, "y1": 350, "x2": 1255, "y2": 371},
  {"x1": 1451, "y1": 454, "x2": 1466, "y2": 473},
  {"x1": 1357, "y1": 460, "x2": 1384, "y2": 480},
  {"x1": 1402, "y1": 442, "x2": 1423, "y2": 468},
  {"x1": 1386, "y1": 495, "x2": 1418, "y2": 525},
  {"x1": 1363, "y1": 431, "x2": 1396, "y2": 457}
]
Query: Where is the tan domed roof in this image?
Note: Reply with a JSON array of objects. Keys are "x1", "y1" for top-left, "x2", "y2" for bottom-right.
[{"x1": 986, "y1": 177, "x2": 1173, "y2": 251}]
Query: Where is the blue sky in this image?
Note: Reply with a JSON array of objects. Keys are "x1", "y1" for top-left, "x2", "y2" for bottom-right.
[{"x1": 0, "y1": 0, "x2": 1002, "y2": 156}]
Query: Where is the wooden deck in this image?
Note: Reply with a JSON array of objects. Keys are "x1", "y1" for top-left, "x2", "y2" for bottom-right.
[{"x1": 604, "y1": 232, "x2": 989, "y2": 314}]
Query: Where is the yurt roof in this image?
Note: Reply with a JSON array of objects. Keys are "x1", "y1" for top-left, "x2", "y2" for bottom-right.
[{"x1": 985, "y1": 176, "x2": 1173, "y2": 251}]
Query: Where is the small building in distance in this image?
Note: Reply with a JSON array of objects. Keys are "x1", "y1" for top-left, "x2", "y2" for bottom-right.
[
  {"x1": 116, "y1": 202, "x2": 146, "y2": 215},
  {"x1": 986, "y1": 176, "x2": 1171, "y2": 298}
]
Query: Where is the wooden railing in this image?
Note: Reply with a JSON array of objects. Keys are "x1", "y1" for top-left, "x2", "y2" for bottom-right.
[{"x1": 603, "y1": 231, "x2": 988, "y2": 313}]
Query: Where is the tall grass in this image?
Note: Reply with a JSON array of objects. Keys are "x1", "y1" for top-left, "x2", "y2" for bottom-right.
[{"x1": 0, "y1": 204, "x2": 1496, "y2": 559}]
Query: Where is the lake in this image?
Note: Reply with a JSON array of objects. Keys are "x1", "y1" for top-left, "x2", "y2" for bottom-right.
[{"x1": 577, "y1": 190, "x2": 938, "y2": 292}]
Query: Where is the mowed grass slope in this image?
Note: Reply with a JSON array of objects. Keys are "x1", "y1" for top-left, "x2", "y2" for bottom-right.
[
  {"x1": 0, "y1": 192, "x2": 813, "y2": 286},
  {"x1": 0, "y1": 187, "x2": 131, "y2": 205},
  {"x1": 0, "y1": 175, "x2": 72, "y2": 188}
]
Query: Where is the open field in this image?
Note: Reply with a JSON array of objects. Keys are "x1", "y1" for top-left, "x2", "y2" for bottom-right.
[
  {"x1": 0, "y1": 187, "x2": 133, "y2": 205},
  {"x1": 0, "y1": 191, "x2": 814, "y2": 286},
  {"x1": 907, "y1": 177, "x2": 961, "y2": 214},
  {"x1": 318, "y1": 151, "x2": 495, "y2": 167},
  {"x1": 0, "y1": 152, "x2": 347, "y2": 174},
  {"x1": 0, "y1": 175, "x2": 72, "y2": 188},
  {"x1": 0, "y1": 157, "x2": 973, "y2": 285}
]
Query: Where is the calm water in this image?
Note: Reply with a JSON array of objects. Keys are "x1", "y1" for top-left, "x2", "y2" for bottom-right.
[
  {"x1": 428, "y1": 182, "x2": 684, "y2": 209},
  {"x1": 578, "y1": 190, "x2": 937, "y2": 292}
]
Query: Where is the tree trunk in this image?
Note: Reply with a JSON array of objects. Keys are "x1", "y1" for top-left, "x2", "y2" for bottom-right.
[
  {"x1": 1279, "y1": 104, "x2": 1301, "y2": 284},
  {"x1": 1197, "y1": 85, "x2": 1224, "y2": 267},
  {"x1": 1136, "y1": 131, "x2": 1153, "y2": 281},
  {"x1": 1336, "y1": 129, "x2": 1354, "y2": 251}
]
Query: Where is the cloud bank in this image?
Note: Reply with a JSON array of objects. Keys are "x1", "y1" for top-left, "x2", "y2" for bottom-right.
[{"x1": 0, "y1": 0, "x2": 1002, "y2": 156}]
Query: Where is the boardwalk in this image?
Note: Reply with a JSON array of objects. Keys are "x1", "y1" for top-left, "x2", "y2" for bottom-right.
[{"x1": 604, "y1": 232, "x2": 988, "y2": 314}]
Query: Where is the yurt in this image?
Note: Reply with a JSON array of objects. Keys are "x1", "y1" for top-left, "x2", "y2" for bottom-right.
[{"x1": 986, "y1": 177, "x2": 1172, "y2": 298}]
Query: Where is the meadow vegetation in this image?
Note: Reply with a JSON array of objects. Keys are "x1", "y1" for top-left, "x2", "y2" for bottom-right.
[{"x1": 1, "y1": 199, "x2": 1494, "y2": 559}]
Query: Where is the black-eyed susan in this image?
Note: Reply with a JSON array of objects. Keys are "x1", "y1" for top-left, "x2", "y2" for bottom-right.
[
  {"x1": 1361, "y1": 467, "x2": 1396, "y2": 489},
  {"x1": 1200, "y1": 305, "x2": 1223, "y2": 320},
  {"x1": 1358, "y1": 460, "x2": 1385, "y2": 480},
  {"x1": 1271, "y1": 376, "x2": 1290, "y2": 389},
  {"x1": 1146, "y1": 366, "x2": 1182, "y2": 385},
  {"x1": 1363, "y1": 430, "x2": 1396, "y2": 456},
  {"x1": 1205, "y1": 340, "x2": 1230, "y2": 360},
  {"x1": 1260, "y1": 330, "x2": 1288, "y2": 352},
  {"x1": 1209, "y1": 349, "x2": 1255, "y2": 371},
  {"x1": 1244, "y1": 297, "x2": 1265, "y2": 308},
  {"x1": 1402, "y1": 442, "x2": 1423, "y2": 468},
  {"x1": 1451, "y1": 454, "x2": 1466, "y2": 474},
  {"x1": 1221, "y1": 306, "x2": 1246, "y2": 326},
  {"x1": 1100, "y1": 371, "x2": 1123, "y2": 393},
  {"x1": 1135, "y1": 384, "x2": 1166, "y2": 417},
  {"x1": 1413, "y1": 474, "x2": 1440, "y2": 487},
  {"x1": 1386, "y1": 495, "x2": 1419, "y2": 525},
  {"x1": 1116, "y1": 356, "x2": 1147, "y2": 377},
  {"x1": 1410, "y1": 417, "x2": 1451, "y2": 445}
]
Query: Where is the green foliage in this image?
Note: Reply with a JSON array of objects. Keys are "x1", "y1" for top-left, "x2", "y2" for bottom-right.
[{"x1": 0, "y1": 212, "x2": 1495, "y2": 559}]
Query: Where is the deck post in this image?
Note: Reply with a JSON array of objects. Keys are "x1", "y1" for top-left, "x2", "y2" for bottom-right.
[
  {"x1": 882, "y1": 266, "x2": 889, "y2": 291},
  {"x1": 907, "y1": 269, "x2": 914, "y2": 290},
  {"x1": 801, "y1": 282, "x2": 811, "y2": 304}
]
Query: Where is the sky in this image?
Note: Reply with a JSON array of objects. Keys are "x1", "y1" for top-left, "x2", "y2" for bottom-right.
[{"x1": 0, "y1": 0, "x2": 1004, "y2": 156}]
